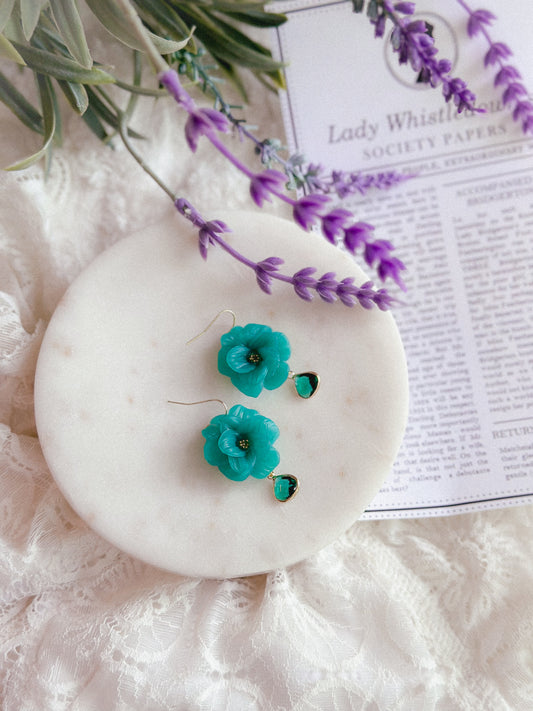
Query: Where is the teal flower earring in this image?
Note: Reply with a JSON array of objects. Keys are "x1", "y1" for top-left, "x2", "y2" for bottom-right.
[
  {"x1": 168, "y1": 398, "x2": 299, "y2": 502},
  {"x1": 189, "y1": 310, "x2": 320, "y2": 399}
]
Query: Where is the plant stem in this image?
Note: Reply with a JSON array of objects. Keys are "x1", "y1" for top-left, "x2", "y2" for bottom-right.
[{"x1": 117, "y1": 114, "x2": 176, "y2": 201}]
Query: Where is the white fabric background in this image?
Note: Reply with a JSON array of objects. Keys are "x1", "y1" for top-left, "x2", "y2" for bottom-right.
[{"x1": 1, "y1": 19, "x2": 532, "y2": 711}]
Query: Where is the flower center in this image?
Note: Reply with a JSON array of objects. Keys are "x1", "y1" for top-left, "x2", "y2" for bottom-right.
[
  {"x1": 237, "y1": 438, "x2": 250, "y2": 450},
  {"x1": 246, "y1": 350, "x2": 262, "y2": 365}
]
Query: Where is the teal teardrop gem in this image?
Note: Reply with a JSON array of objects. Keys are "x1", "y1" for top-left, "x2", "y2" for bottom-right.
[
  {"x1": 292, "y1": 372, "x2": 320, "y2": 399},
  {"x1": 271, "y1": 474, "x2": 299, "y2": 502}
]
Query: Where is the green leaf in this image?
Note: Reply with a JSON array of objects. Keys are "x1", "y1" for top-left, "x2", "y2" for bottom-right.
[
  {"x1": 86, "y1": 0, "x2": 191, "y2": 54},
  {"x1": 0, "y1": 70, "x2": 43, "y2": 133},
  {"x1": 177, "y1": 6, "x2": 284, "y2": 73},
  {"x1": 211, "y1": 3, "x2": 287, "y2": 28},
  {"x1": 85, "y1": 86, "x2": 145, "y2": 139},
  {"x1": 81, "y1": 104, "x2": 110, "y2": 141},
  {"x1": 0, "y1": 0, "x2": 16, "y2": 33},
  {"x1": 11, "y1": 42, "x2": 115, "y2": 84},
  {"x1": 351, "y1": 0, "x2": 365, "y2": 12},
  {"x1": 56, "y1": 77, "x2": 89, "y2": 113},
  {"x1": 49, "y1": 0, "x2": 93, "y2": 69},
  {"x1": 133, "y1": 0, "x2": 195, "y2": 43},
  {"x1": 0, "y1": 32, "x2": 25, "y2": 63},
  {"x1": 20, "y1": 0, "x2": 47, "y2": 40},
  {"x1": 5, "y1": 73, "x2": 56, "y2": 170}
]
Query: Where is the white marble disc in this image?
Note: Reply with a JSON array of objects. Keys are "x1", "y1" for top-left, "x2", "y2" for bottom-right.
[{"x1": 34, "y1": 210, "x2": 408, "y2": 578}]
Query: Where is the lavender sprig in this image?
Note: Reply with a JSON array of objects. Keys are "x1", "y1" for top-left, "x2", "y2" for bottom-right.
[
  {"x1": 457, "y1": 1, "x2": 533, "y2": 134},
  {"x1": 176, "y1": 198, "x2": 395, "y2": 310},
  {"x1": 367, "y1": 0, "x2": 481, "y2": 113},
  {"x1": 159, "y1": 68, "x2": 406, "y2": 290},
  {"x1": 177, "y1": 62, "x2": 415, "y2": 200},
  {"x1": 259, "y1": 146, "x2": 413, "y2": 197},
  {"x1": 113, "y1": 0, "x2": 399, "y2": 312},
  {"x1": 251, "y1": 138, "x2": 413, "y2": 197}
]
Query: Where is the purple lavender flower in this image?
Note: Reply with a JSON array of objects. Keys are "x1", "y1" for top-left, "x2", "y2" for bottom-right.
[
  {"x1": 321, "y1": 209, "x2": 352, "y2": 244},
  {"x1": 293, "y1": 194, "x2": 331, "y2": 230},
  {"x1": 343, "y1": 222, "x2": 375, "y2": 254},
  {"x1": 364, "y1": 239, "x2": 395, "y2": 266},
  {"x1": 198, "y1": 220, "x2": 230, "y2": 259},
  {"x1": 381, "y1": 0, "x2": 481, "y2": 112},
  {"x1": 159, "y1": 70, "x2": 195, "y2": 111},
  {"x1": 185, "y1": 108, "x2": 229, "y2": 151},
  {"x1": 249, "y1": 169, "x2": 286, "y2": 206},
  {"x1": 160, "y1": 70, "x2": 404, "y2": 302},
  {"x1": 255, "y1": 257, "x2": 284, "y2": 294},
  {"x1": 466, "y1": 8, "x2": 495, "y2": 36},
  {"x1": 292, "y1": 267, "x2": 317, "y2": 301},
  {"x1": 377, "y1": 256, "x2": 407, "y2": 291},
  {"x1": 494, "y1": 65, "x2": 521, "y2": 86},
  {"x1": 458, "y1": 2, "x2": 533, "y2": 133},
  {"x1": 337, "y1": 277, "x2": 364, "y2": 308},
  {"x1": 175, "y1": 197, "x2": 395, "y2": 310},
  {"x1": 364, "y1": 237, "x2": 406, "y2": 289},
  {"x1": 484, "y1": 42, "x2": 512, "y2": 67},
  {"x1": 316, "y1": 272, "x2": 338, "y2": 304}
]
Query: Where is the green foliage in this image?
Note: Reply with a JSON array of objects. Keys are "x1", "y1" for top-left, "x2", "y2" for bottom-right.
[
  {"x1": 351, "y1": 0, "x2": 365, "y2": 12},
  {"x1": 0, "y1": 0, "x2": 287, "y2": 169}
]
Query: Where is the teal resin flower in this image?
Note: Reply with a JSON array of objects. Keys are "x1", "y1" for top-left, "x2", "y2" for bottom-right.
[
  {"x1": 217, "y1": 323, "x2": 291, "y2": 398},
  {"x1": 202, "y1": 405, "x2": 280, "y2": 481}
]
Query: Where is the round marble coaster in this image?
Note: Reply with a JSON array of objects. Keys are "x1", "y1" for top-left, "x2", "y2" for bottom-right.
[{"x1": 34, "y1": 210, "x2": 408, "y2": 578}]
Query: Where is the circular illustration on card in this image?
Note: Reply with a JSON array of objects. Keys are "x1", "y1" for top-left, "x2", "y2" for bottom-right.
[{"x1": 384, "y1": 13, "x2": 458, "y2": 90}]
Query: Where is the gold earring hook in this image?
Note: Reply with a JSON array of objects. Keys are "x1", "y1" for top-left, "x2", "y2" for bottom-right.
[
  {"x1": 186, "y1": 309, "x2": 236, "y2": 345},
  {"x1": 167, "y1": 398, "x2": 228, "y2": 415}
]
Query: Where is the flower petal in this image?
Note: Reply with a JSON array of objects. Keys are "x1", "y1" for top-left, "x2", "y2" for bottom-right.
[
  {"x1": 252, "y1": 446, "x2": 280, "y2": 479},
  {"x1": 241, "y1": 323, "x2": 273, "y2": 349},
  {"x1": 218, "y1": 429, "x2": 247, "y2": 458},
  {"x1": 228, "y1": 452, "x2": 255, "y2": 480},
  {"x1": 263, "y1": 362, "x2": 290, "y2": 391},
  {"x1": 203, "y1": 434, "x2": 229, "y2": 468},
  {"x1": 231, "y1": 367, "x2": 268, "y2": 398},
  {"x1": 226, "y1": 345, "x2": 256, "y2": 373}
]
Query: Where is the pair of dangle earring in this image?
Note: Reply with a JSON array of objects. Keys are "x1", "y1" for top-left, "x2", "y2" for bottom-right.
[
  {"x1": 171, "y1": 310, "x2": 317, "y2": 502},
  {"x1": 189, "y1": 310, "x2": 320, "y2": 400},
  {"x1": 168, "y1": 398, "x2": 300, "y2": 503}
]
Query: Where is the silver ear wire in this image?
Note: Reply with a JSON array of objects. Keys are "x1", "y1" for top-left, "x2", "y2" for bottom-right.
[
  {"x1": 186, "y1": 309, "x2": 236, "y2": 345},
  {"x1": 167, "y1": 398, "x2": 228, "y2": 414}
]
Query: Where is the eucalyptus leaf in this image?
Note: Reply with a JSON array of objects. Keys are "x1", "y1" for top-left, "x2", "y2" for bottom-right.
[
  {"x1": 20, "y1": 0, "x2": 47, "y2": 40},
  {"x1": 12, "y1": 42, "x2": 115, "y2": 84},
  {"x1": 178, "y1": 6, "x2": 283, "y2": 73},
  {"x1": 367, "y1": 0, "x2": 378, "y2": 20},
  {"x1": 86, "y1": 0, "x2": 192, "y2": 54},
  {"x1": 0, "y1": 70, "x2": 43, "y2": 133},
  {"x1": 50, "y1": 0, "x2": 93, "y2": 69},
  {"x1": 211, "y1": 2, "x2": 286, "y2": 28},
  {"x1": 85, "y1": 86, "x2": 145, "y2": 139},
  {"x1": 0, "y1": 0, "x2": 16, "y2": 33},
  {"x1": 0, "y1": 32, "x2": 25, "y2": 64},
  {"x1": 6, "y1": 73, "x2": 56, "y2": 170},
  {"x1": 56, "y1": 78, "x2": 89, "y2": 114},
  {"x1": 133, "y1": 0, "x2": 194, "y2": 43},
  {"x1": 351, "y1": 0, "x2": 365, "y2": 12},
  {"x1": 213, "y1": 11, "x2": 286, "y2": 28},
  {"x1": 81, "y1": 104, "x2": 110, "y2": 141},
  {"x1": 3, "y1": 13, "x2": 27, "y2": 45}
]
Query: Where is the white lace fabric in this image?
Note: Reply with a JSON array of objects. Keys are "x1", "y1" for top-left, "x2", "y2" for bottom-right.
[{"x1": 1, "y1": 40, "x2": 532, "y2": 711}]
